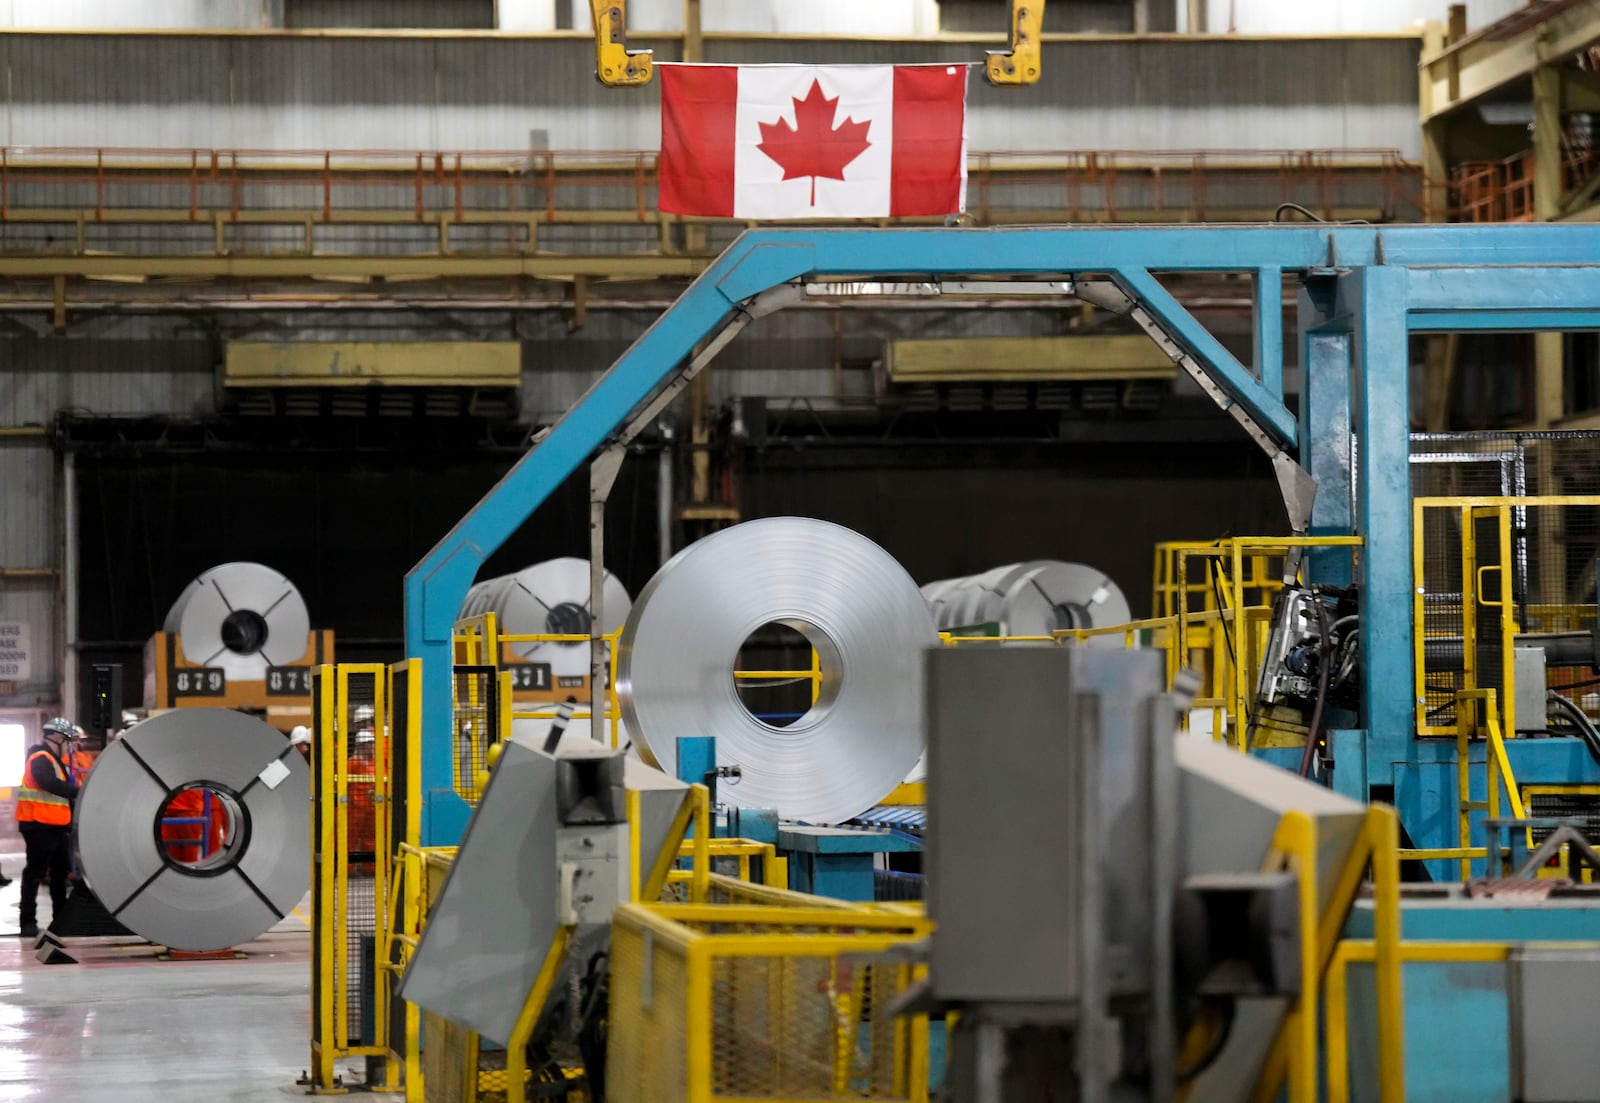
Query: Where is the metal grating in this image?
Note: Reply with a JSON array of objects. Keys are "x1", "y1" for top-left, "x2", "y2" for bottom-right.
[
  {"x1": 451, "y1": 664, "x2": 499, "y2": 806},
  {"x1": 1525, "y1": 793, "x2": 1600, "y2": 847},
  {"x1": 874, "y1": 870, "x2": 925, "y2": 902}
]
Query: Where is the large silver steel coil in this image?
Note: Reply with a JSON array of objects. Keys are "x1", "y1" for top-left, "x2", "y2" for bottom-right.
[
  {"x1": 75, "y1": 708, "x2": 308, "y2": 952},
  {"x1": 460, "y1": 558, "x2": 631, "y2": 678},
  {"x1": 921, "y1": 560, "x2": 1131, "y2": 645},
  {"x1": 163, "y1": 562, "x2": 311, "y2": 682},
  {"x1": 617, "y1": 518, "x2": 936, "y2": 824}
]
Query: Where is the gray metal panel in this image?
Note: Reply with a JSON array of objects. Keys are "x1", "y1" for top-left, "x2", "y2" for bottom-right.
[
  {"x1": 1515, "y1": 646, "x2": 1548, "y2": 735},
  {"x1": 925, "y1": 645, "x2": 1081, "y2": 1002},
  {"x1": 1512, "y1": 948, "x2": 1600, "y2": 1103},
  {"x1": 924, "y1": 646, "x2": 1167, "y2": 1002},
  {"x1": 623, "y1": 755, "x2": 690, "y2": 877},
  {"x1": 399, "y1": 733, "x2": 563, "y2": 1045},
  {"x1": 1176, "y1": 737, "x2": 1366, "y2": 910}
]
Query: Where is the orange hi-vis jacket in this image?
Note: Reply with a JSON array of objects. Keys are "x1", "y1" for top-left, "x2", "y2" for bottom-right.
[{"x1": 17, "y1": 746, "x2": 73, "y2": 827}]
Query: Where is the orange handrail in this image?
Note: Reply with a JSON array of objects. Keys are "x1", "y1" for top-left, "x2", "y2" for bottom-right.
[{"x1": 0, "y1": 144, "x2": 1422, "y2": 230}]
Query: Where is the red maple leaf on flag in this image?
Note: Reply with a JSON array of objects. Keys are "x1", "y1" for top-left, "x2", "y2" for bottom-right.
[{"x1": 756, "y1": 79, "x2": 872, "y2": 207}]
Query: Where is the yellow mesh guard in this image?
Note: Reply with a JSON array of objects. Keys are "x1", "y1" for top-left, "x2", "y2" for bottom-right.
[{"x1": 608, "y1": 901, "x2": 930, "y2": 1103}]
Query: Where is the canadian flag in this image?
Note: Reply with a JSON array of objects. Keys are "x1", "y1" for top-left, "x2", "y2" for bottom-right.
[{"x1": 658, "y1": 64, "x2": 968, "y2": 221}]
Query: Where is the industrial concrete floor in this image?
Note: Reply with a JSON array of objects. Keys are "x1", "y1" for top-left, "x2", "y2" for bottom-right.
[{"x1": 0, "y1": 853, "x2": 317, "y2": 1103}]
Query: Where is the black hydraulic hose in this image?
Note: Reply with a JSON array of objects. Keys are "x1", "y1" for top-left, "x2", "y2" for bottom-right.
[
  {"x1": 1548, "y1": 691, "x2": 1600, "y2": 765},
  {"x1": 1297, "y1": 597, "x2": 1335, "y2": 779}
]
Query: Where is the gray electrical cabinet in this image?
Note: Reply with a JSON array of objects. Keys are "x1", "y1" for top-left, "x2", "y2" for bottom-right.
[{"x1": 923, "y1": 646, "x2": 1168, "y2": 1003}]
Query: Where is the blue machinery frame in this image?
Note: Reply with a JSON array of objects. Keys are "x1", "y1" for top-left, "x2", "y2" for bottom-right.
[{"x1": 405, "y1": 224, "x2": 1600, "y2": 848}]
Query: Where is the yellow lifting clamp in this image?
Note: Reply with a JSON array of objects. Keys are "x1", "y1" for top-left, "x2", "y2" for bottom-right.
[
  {"x1": 590, "y1": 0, "x2": 653, "y2": 87},
  {"x1": 986, "y1": 0, "x2": 1045, "y2": 87},
  {"x1": 590, "y1": 0, "x2": 1042, "y2": 90}
]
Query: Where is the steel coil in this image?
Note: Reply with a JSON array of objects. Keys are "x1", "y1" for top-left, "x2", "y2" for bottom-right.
[
  {"x1": 617, "y1": 518, "x2": 936, "y2": 824},
  {"x1": 75, "y1": 708, "x2": 308, "y2": 952},
  {"x1": 460, "y1": 558, "x2": 631, "y2": 678},
  {"x1": 163, "y1": 562, "x2": 310, "y2": 681},
  {"x1": 921, "y1": 560, "x2": 1130, "y2": 643}
]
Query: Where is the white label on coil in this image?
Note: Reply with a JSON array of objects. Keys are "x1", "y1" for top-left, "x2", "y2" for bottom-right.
[
  {"x1": 1090, "y1": 585, "x2": 1111, "y2": 606},
  {"x1": 257, "y1": 758, "x2": 291, "y2": 791}
]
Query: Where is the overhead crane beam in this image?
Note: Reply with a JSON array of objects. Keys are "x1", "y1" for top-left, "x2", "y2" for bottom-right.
[
  {"x1": 1420, "y1": 0, "x2": 1600, "y2": 122},
  {"x1": 404, "y1": 222, "x2": 1600, "y2": 844}
]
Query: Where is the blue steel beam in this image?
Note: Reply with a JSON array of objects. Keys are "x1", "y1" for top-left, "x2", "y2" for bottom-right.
[
  {"x1": 1113, "y1": 266, "x2": 1296, "y2": 443},
  {"x1": 1254, "y1": 264, "x2": 1285, "y2": 398},
  {"x1": 406, "y1": 224, "x2": 1600, "y2": 844}
]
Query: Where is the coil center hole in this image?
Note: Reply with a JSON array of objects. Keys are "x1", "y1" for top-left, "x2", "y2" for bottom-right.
[
  {"x1": 221, "y1": 609, "x2": 270, "y2": 654},
  {"x1": 544, "y1": 601, "x2": 592, "y2": 644},
  {"x1": 732, "y1": 618, "x2": 843, "y2": 732},
  {"x1": 155, "y1": 781, "x2": 250, "y2": 876}
]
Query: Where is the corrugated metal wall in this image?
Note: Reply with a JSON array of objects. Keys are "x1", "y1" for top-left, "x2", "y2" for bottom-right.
[
  {"x1": 0, "y1": 34, "x2": 1425, "y2": 155},
  {"x1": 0, "y1": 0, "x2": 1531, "y2": 35},
  {"x1": 0, "y1": 439, "x2": 55, "y2": 707},
  {"x1": 285, "y1": 0, "x2": 493, "y2": 28},
  {"x1": 0, "y1": 335, "x2": 215, "y2": 707}
]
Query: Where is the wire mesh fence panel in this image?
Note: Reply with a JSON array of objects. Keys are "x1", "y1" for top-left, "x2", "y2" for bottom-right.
[
  {"x1": 607, "y1": 921, "x2": 690, "y2": 1103},
  {"x1": 709, "y1": 953, "x2": 916, "y2": 1101},
  {"x1": 451, "y1": 665, "x2": 499, "y2": 806}
]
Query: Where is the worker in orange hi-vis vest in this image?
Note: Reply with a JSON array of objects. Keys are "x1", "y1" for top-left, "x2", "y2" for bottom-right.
[
  {"x1": 346, "y1": 704, "x2": 378, "y2": 869},
  {"x1": 14, "y1": 717, "x2": 81, "y2": 939}
]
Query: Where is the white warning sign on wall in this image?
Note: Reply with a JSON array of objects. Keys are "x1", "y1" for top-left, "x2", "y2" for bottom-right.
[{"x1": 0, "y1": 622, "x2": 31, "y2": 681}]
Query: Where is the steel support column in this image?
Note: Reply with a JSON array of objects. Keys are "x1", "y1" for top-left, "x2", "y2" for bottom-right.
[
  {"x1": 1342, "y1": 266, "x2": 1414, "y2": 795},
  {"x1": 1299, "y1": 282, "x2": 1353, "y2": 588}
]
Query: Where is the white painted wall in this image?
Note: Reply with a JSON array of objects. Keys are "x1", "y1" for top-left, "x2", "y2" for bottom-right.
[
  {"x1": 568, "y1": 0, "x2": 941, "y2": 35},
  {"x1": 495, "y1": 0, "x2": 557, "y2": 31},
  {"x1": 0, "y1": 0, "x2": 267, "y2": 27},
  {"x1": 1191, "y1": 0, "x2": 1527, "y2": 35}
]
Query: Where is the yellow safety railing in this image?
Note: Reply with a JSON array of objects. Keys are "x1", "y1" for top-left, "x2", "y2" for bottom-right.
[
  {"x1": 1324, "y1": 941, "x2": 1504, "y2": 1103},
  {"x1": 670, "y1": 837, "x2": 790, "y2": 891},
  {"x1": 935, "y1": 535, "x2": 1360, "y2": 753},
  {"x1": 309, "y1": 662, "x2": 399, "y2": 1094},
  {"x1": 1413, "y1": 495, "x2": 1600, "y2": 740},
  {"x1": 389, "y1": 780, "x2": 712, "y2": 1103},
  {"x1": 1248, "y1": 804, "x2": 1405, "y2": 1103},
  {"x1": 608, "y1": 898, "x2": 935, "y2": 1103},
  {"x1": 1153, "y1": 539, "x2": 1290, "y2": 619}
]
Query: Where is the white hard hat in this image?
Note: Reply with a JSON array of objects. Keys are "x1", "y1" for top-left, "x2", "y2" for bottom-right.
[
  {"x1": 353, "y1": 704, "x2": 375, "y2": 725},
  {"x1": 289, "y1": 725, "x2": 312, "y2": 747}
]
